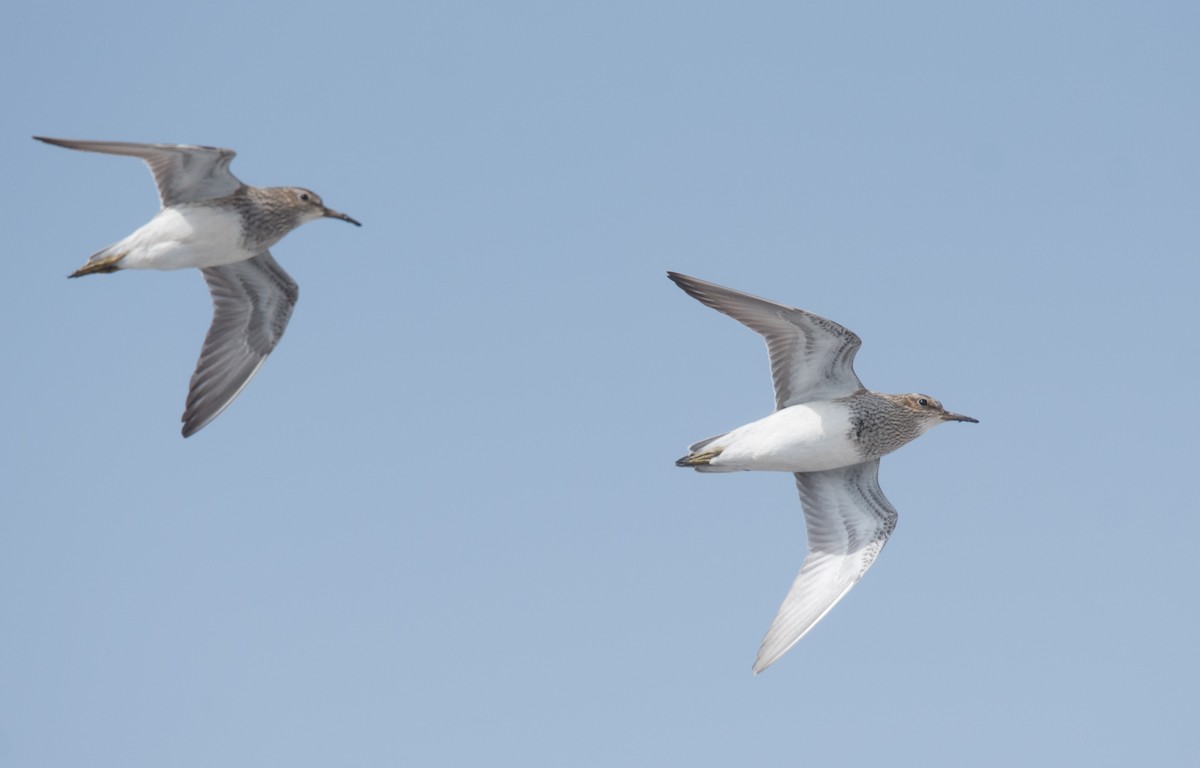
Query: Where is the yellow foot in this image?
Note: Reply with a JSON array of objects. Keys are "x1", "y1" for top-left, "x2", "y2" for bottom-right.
[
  {"x1": 675, "y1": 451, "x2": 719, "y2": 468},
  {"x1": 69, "y1": 252, "x2": 125, "y2": 278}
]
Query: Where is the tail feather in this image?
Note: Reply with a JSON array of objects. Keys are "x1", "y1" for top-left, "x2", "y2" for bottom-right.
[{"x1": 687, "y1": 432, "x2": 726, "y2": 453}]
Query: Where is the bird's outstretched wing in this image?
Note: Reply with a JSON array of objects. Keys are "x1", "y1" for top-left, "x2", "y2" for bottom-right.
[
  {"x1": 34, "y1": 136, "x2": 242, "y2": 206},
  {"x1": 754, "y1": 460, "x2": 897, "y2": 673},
  {"x1": 667, "y1": 272, "x2": 863, "y2": 408},
  {"x1": 182, "y1": 252, "x2": 298, "y2": 437}
]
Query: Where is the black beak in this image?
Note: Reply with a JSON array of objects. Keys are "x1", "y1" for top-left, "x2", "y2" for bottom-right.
[{"x1": 323, "y1": 207, "x2": 362, "y2": 227}]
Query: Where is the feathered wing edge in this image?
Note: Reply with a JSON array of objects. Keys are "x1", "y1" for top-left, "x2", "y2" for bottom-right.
[
  {"x1": 753, "y1": 460, "x2": 898, "y2": 673},
  {"x1": 181, "y1": 252, "x2": 298, "y2": 437}
]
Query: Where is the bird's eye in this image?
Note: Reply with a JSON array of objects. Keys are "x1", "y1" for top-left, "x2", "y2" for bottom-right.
[
  {"x1": 918, "y1": 398, "x2": 929, "y2": 406},
  {"x1": 300, "y1": 193, "x2": 310, "y2": 202}
]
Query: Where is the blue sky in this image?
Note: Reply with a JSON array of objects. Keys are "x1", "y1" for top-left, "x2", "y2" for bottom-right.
[{"x1": 3, "y1": 2, "x2": 1198, "y2": 765}]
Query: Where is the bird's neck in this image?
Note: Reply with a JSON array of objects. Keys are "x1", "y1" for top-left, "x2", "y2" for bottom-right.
[
  {"x1": 227, "y1": 187, "x2": 305, "y2": 252},
  {"x1": 843, "y1": 391, "x2": 925, "y2": 459}
]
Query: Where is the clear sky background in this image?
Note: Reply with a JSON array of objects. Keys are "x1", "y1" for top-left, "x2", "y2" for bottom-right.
[{"x1": 2, "y1": 2, "x2": 1198, "y2": 766}]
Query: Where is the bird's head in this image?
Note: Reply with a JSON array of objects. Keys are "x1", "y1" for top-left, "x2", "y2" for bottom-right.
[
  {"x1": 896, "y1": 393, "x2": 978, "y2": 433},
  {"x1": 286, "y1": 187, "x2": 361, "y2": 227}
]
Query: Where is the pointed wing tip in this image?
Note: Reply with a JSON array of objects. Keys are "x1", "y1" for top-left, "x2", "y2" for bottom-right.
[
  {"x1": 665, "y1": 271, "x2": 712, "y2": 302},
  {"x1": 178, "y1": 371, "x2": 256, "y2": 440},
  {"x1": 181, "y1": 389, "x2": 239, "y2": 437},
  {"x1": 180, "y1": 409, "x2": 213, "y2": 438},
  {"x1": 32, "y1": 136, "x2": 105, "y2": 150},
  {"x1": 752, "y1": 643, "x2": 789, "y2": 675},
  {"x1": 668, "y1": 270, "x2": 709, "y2": 287}
]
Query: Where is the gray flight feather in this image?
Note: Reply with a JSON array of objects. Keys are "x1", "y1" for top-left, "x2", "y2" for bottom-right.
[
  {"x1": 33, "y1": 137, "x2": 242, "y2": 207},
  {"x1": 181, "y1": 252, "x2": 298, "y2": 437},
  {"x1": 667, "y1": 272, "x2": 864, "y2": 409}
]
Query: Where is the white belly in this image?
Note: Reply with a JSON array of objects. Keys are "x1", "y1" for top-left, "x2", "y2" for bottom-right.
[
  {"x1": 707, "y1": 401, "x2": 863, "y2": 472},
  {"x1": 114, "y1": 205, "x2": 256, "y2": 270}
]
